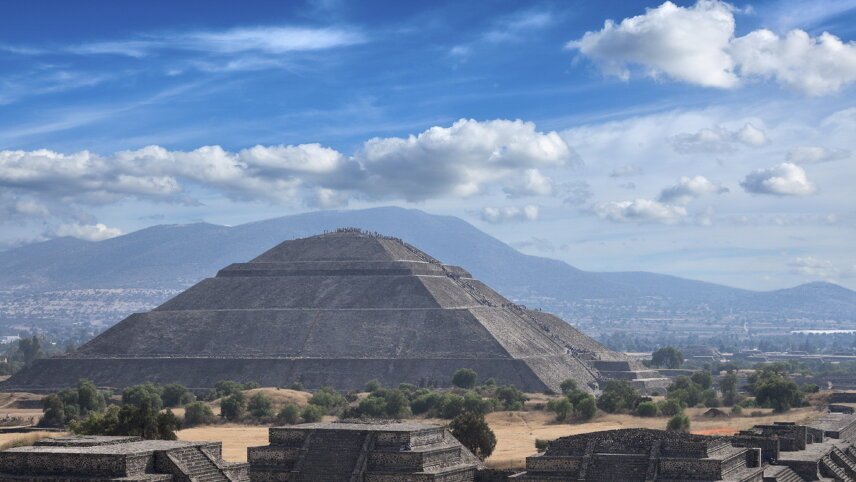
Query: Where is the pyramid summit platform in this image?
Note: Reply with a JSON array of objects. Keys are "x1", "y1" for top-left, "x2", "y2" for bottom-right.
[{"x1": 3, "y1": 229, "x2": 665, "y2": 393}]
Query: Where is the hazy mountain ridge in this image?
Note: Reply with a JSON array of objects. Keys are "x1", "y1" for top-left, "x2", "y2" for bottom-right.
[{"x1": 0, "y1": 207, "x2": 853, "y2": 330}]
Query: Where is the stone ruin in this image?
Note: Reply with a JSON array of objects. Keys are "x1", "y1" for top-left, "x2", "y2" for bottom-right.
[
  {"x1": 248, "y1": 421, "x2": 481, "y2": 481},
  {"x1": 2, "y1": 229, "x2": 667, "y2": 394},
  {"x1": 510, "y1": 428, "x2": 765, "y2": 481},
  {"x1": 513, "y1": 414, "x2": 856, "y2": 481},
  {"x1": 0, "y1": 435, "x2": 249, "y2": 481}
]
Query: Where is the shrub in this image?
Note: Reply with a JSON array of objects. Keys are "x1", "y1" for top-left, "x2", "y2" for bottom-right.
[
  {"x1": 635, "y1": 401, "x2": 658, "y2": 417},
  {"x1": 534, "y1": 439, "x2": 550, "y2": 452},
  {"x1": 656, "y1": 399, "x2": 683, "y2": 416},
  {"x1": 290, "y1": 380, "x2": 305, "y2": 391},
  {"x1": 248, "y1": 393, "x2": 274, "y2": 419},
  {"x1": 702, "y1": 389, "x2": 720, "y2": 408},
  {"x1": 214, "y1": 380, "x2": 244, "y2": 399},
  {"x1": 575, "y1": 397, "x2": 597, "y2": 421},
  {"x1": 651, "y1": 347, "x2": 683, "y2": 369},
  {"x1": 547, "y1": 398, "x2": 573, "y2": 421},
  {"x1": 243, "y1": 381, "x2": 260, "y2": 390},
  {"x1": 365, "y1": 379, "x2": 382, "y2": 393},
  {"x1": 301, "y1": 404, "x2": 324, "y2": 423},
  {"x1": 452, "y1": 369, "x2": 478, "y2": 389},
  {"x1": 597, "y1": 381, "x2": 639, "y2": 413},
  {"x1": 730, "y1": 405, "x2": 743, "y2": 416},
  {"x1": 494, "y1": 385, "x2": 527, "y2": 410},
  {"x1": 560, "y1": 379, "x2": 578, "y2": 395},
  {"x1": 802, "y1": 383, "x2": 820, "y2": 394},
  {"x1": 71, "y1": 405, "x2": 120, "y2": 435},
  {"x1": 156, "y1": 410, "x2": 181, "y2": 440},
  {"x1": 357, "y1": 396, "x2": 387, "y2": 418},
  {"x1": 277, "y1": 403, "x2": 301, "y2": 425},
  {"x1": 183, "y1": 401, "x2": 215, "y2": 427},
  {"x1": 162, "y1": 384, "x2": 194, "y2": 408},
  {"x1": 411, "y1": 392, "x2": 443, "y2": 415},
  {"x1": 691, "y1": 371, "x2": 713, "y2": 390},
  {"x1": 40, "y1": 395, "x2": 66, "y2": 428},
  {"x1": 309, "y1": 387, "x2": 348, "y2": 415},
  {"x1": 449, "y1": 412, "x2": 496, "y2": 460},
  {"x1": 220, "y1": 393, "x2": 246, "y2": 421},
  {"x1": 666, "y1": 414, "x2": 690, "y2": 432},
  {"x1": 463, "y1": 391, "x2": 495, "y2": 416},
  {"x1": 440, "y1": 394, "x2": 466, "y2": 419}
]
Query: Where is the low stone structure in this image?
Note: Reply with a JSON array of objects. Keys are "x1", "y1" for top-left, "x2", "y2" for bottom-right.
[
  {"x1": 807, "y1": 412, "x2": 856, "y2": 441},
  {"x1": 248, "y1": 421, "x2": 481, "y2": 481},
  {"x1": 511, "y1": 428, "x2": 765, "y2": 481},
  {"x1": 0, "y1": 435, "x2": 249, "y2": 481}
]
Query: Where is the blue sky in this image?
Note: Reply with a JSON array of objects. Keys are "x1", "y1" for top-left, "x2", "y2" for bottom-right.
[{"x1": 1, "y1": 0, "x2": 855, "y2": 290}]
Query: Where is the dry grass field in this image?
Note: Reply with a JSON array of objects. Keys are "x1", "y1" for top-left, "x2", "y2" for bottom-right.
[
  {"x1": 0, "y1": 432, "x2": 66, "y2": 450},
  {"x1": 176, "y1": 401, "x2": 822, "y2": 468}
]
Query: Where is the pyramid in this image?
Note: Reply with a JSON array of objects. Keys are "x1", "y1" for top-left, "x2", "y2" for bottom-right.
[{"x1": 4, "y1": 230, "x2": 665, "y2": 393}]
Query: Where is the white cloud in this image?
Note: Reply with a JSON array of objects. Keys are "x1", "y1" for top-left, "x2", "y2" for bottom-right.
[
  {"x1": 358, "y1": 118, "x2": 575, "y2": 201},
  {"x1": 786, "y1": 146, "x2": 851, "y2": 164},
  {"x1": 731, "y1": 29, "x2": 856, "y2": 96},
  {"x1": 568, "y1": 0, "x2": 856, "y2": 95},
  {"x1": 658, "y1": 175, "x2": 728, "y2": 205},
  {"x1": 671, "y1": 123, "x2": 767, "y2": 153},
  {"x1": 65, "y1": 26, "x2": 365, "y2": 58},
  {"x1": 479, "y1": 205, "x2": 540, "y2": 224},
  {"x1": 593, "y1": 199, "x2": 687, "y2": 224},
  {"x1": 740, "y1": 162, "x2": 816, "y2": 196},
  {"x1": 568, "y1": 1, "x2": 739, "y2": 88},
  {"x1": 55, "y1": 223, "x2": 122, "y2": 241},
  {"x1": 503, "y1": 169, "x2": 553, "y2": 197}
]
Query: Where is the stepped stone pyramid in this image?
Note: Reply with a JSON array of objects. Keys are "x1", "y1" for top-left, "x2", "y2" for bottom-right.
[{"x1": 4, "y1": 229, "x2": 666, "y2": 393}]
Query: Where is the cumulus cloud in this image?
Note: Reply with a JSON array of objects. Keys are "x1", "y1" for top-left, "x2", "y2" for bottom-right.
[
  {"x1": 567, "y1": 0, "x2": 856, "y2": 95},
  {"x1": 556, "y1": 181, "x2": 593, "y2": 206},
  {"x1": 1, "y1": 119, "x2": 573, "y2": 233},
  {"x1": 671, "y1": 123, "x2": 767, "y2": 153},
  {"x1": 479, "y1": 205, "x2": 540, "y2": 224},
  {"x1": 731, "y1": 29, "x2": 856, "y2": 96},
  {"x1": 55, "y1": 223, "x2": 122, "y2": 241},
  {"x1": 568, "y1": 1, "x2": 738, "y2": 88},
  {"x1": 503, "y1": 169, "x2": 553, "y2": 197},
  {"x1": 740, "y1": 162, "x2": 816, "y2": 196},
  {"x1": 358, "y1": 119, "x2": 575, "y2": 201},
  {"x1": 658, "y1": 175, "x2": 728, "y2": 205},
  {"x1": 786, "y1": 146, "x2": 851, "y2": 164},
  {"x1": 592, "y1": 199, "x2": 687, "y2": 224}
]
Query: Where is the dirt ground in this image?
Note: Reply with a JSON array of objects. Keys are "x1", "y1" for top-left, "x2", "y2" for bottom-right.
[{"x1": 176, "y1": 404, "x2": 822, "y2": 467}]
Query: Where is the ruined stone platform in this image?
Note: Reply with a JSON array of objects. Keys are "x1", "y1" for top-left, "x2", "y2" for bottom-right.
[
  {"x1": 3, "y1": 229, "x2": 664, "y2": 393},
  {"x1": 0, "y1": 435, "x2": 249, "y2": 481},
  {"x1": 511, "y1": 428, "x2": 765, "y2": 481},
  {"x1": 248, "y1": 421, "x2": 481, "y2": 481}
]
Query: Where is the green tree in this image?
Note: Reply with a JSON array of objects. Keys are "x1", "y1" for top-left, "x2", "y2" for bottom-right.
[
  {"x1": 357, "y1": 396, "x2": 388, "y2": 417},
  {"x1": 651, "y1": 347, "x2": 683, "y2": 369},
  {"x1": 449, "y1": 412, "x2": 496, "y2": 460},
  {"x1": 117, "y1": 384, "x2": 164, "y2": 439},
  {"x1": 559, "y1": 379, "x2": 578, "y2": 395},
  {"x1": 71, "y1": 405, "x2": 120, "y2": 435},
  {"x1": 309, "y1": 387, "x2": 348, "y2": 415},
  {"x1": 462, "y1": 391, "x2": 494, "y2": 416},
  {"x1": 301, "y1": 404, "x2": 324, "y2": 423},
  {"x1": 214, "y1": 380, "x2": 244, "y2": 399},
  {"x1": 719, "y1": 372, "x2": 738, "y2": 406},
  {"x1": 75, "y1": 379, "x2": 106, "y2": 416},
  {"x1": 656, "y1": 399, "x2": 683, "y2": 416},
  {"x1": 156, "y1": 410, "x2": 181, "y2": 440},
  {"x1": 667, "y1": 414, "x2": 690, "y2": 432},
  {"x1": 248, "y1": 393, "x2": 274, "y2": 419},
  {"x1": 597, "y1": 381, "x2": 639, "y2": 413},
  {"x1": 452, "y1": 369, "x2": 478, "y2": 389},
  {"x1": 575, "y1": 397, "x2": 597, "y2": 421},
  {"x1": 183, "y1": 401, "x2": 215, "y2": 427},
  {"x1": 277, "y1": 403, "x2": 301, "y2": 425},
  {"x1": 547, "y1": 398, "x2": 573, "y2": 421},
  {"x1": 161, "y1": 384, "x2": 193, "y2": 408},
  {"x1": 440, "y1": 394, "x2": 466, "y2": 419},
  {"x1": 494, "y1": 385, "x2": 527, "y2": 410},
  {"x1": 220, "y1": 393, "x2": 246, "y2": 421},
  {"x1": 39, "y1": 394, "x2": 66, "y2": 428},
  {"x1": 15, "y1": 336, "x2": 42, "y2": 366},
  {"x1": 364, "y1": 379, "x2": 382, "y2": 393},
  {"x1": 755, "y1": 377, "x2": 802, "y2": 412},
  {"x1": 691, "y1": 371, "x2": 713, "y2": 390},
  {"x1": 635, "y1": 401, "x2": 658, "y2": 417}
]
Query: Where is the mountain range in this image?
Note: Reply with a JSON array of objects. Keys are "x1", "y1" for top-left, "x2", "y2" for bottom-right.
[{"x1": 1, "y1": 207, "x2": 854, "y2": 334}]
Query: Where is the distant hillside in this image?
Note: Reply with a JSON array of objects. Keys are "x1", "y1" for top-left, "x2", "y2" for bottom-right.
[{"x1": 1, "y1": 207, "x2": 854, "y2": 331}]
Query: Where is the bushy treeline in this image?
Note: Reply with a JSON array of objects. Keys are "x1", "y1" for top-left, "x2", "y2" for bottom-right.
[{"x1": 39, "y1": 380, "x2": 181, "y2": 440}]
